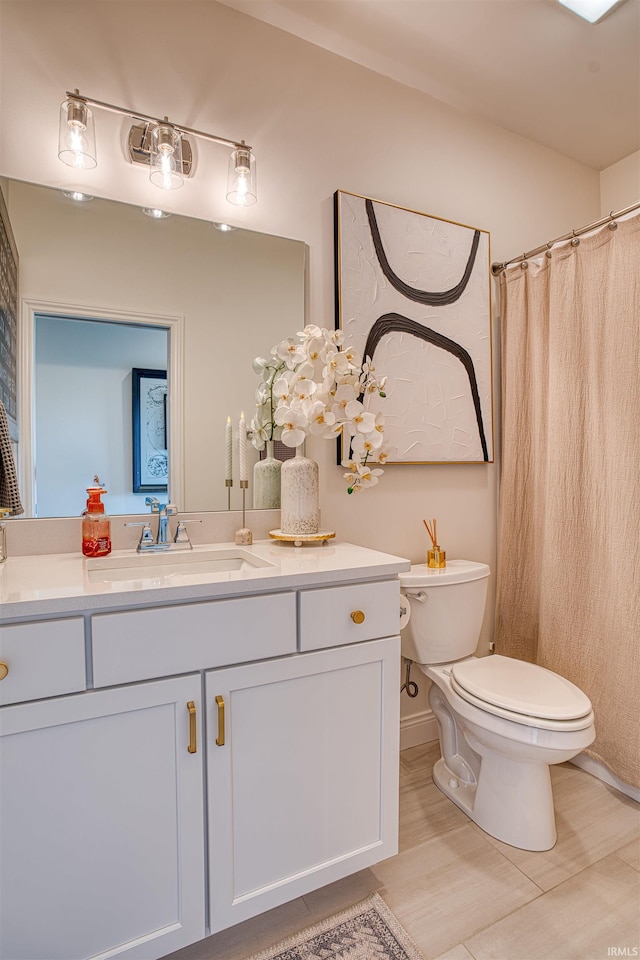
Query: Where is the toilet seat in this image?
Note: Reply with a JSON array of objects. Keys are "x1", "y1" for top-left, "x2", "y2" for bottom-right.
[{"x1": 449, "y1": 656, "x2": 594, "y2": 731}]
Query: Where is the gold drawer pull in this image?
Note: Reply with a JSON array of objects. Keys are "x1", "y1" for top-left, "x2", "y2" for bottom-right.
[
  {"x1": 0, "y1": 662, "x2": 8, "y2": 681},
  {"x1": 215, "y1": 695, "x2": 225, "y2": 747},
  {"x1": 187, "y1": 701, "x2": 197, "y2": 754},
  {"x1": 351, "y1": 610, "x2": 365, "y2": 624}
]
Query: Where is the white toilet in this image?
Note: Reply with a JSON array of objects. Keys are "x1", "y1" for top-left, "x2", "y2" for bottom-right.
[{"x1": 400, "y1": 560, "x2": 595, "y2": 851}]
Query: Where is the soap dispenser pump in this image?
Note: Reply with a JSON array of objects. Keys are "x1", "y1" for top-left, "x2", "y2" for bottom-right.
[{"x1": 82, "y1": 486, "x2": 112, "y2": 557}]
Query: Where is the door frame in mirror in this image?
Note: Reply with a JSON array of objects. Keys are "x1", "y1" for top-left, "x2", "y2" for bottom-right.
[{"x1": 18, "y1": 299, "x2": 184, "y2": 517}]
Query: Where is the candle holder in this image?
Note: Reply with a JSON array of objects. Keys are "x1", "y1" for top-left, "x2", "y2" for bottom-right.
[
  {"x1": 225, "y1": 478, "x2": 233, "y2": 510},
  {"x1": 235, "y1": 480, "x2": 253, "y2": 545}
]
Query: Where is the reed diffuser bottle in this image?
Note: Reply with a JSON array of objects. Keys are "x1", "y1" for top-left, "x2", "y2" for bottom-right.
[{"x1": 423, "y1": 517, "x2": 446, "y2": 568}]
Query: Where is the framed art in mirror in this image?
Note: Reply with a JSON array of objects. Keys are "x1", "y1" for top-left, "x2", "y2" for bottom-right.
[
  {"x1": 334, "y1": 190, "x2": 493, "y2": 464},
  {"x1": 132, "y1": 368, "x2": 168, "y2": 493}
]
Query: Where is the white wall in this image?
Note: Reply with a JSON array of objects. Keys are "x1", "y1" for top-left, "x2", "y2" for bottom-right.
[
  {"x1": 0, "y1": 0, "x2": 603, "y2": 722},
  {"x1": 600, "y1": 151, "x2": 640, "y2": 215},
  {"x1": 35, "y1": 316, "x2": 167, "y2": 517}
]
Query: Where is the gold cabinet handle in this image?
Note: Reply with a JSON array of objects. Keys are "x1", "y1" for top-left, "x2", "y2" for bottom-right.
[
  {"x1": 187, "y1": 700, "x2": 197, "y2": 754},
  {"x1": 215, "y1": 695, "x2": 225, "y2": 746},
  {"x1": 0, "y1": 662, "x2": 8, "y2": 681},
  {"x1": 351, "y1": 610, "x2": 365, "y2": 624}
]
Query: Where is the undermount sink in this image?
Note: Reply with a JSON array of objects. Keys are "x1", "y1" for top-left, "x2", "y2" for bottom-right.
[{"x1": 85, "y1": 547, "x2": 275, "y2": 584}]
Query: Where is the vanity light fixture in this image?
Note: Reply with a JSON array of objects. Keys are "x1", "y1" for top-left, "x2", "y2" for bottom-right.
[
  {"x1": 212, "y1": 221, "x2": 236, "y2": 232},
  {"x1": 58, "y1": 89, "x2": 257, "y2": 206},
  {"x1": 556, "y1": 0, "x2": 627, "y2": 22}
]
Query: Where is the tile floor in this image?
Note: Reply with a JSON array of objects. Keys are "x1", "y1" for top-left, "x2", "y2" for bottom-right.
[{"x1": 167, "y1": 741, "x2": 640, "y2": 960}]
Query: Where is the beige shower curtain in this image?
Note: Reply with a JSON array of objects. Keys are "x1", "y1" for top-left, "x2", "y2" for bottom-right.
[{"x1": 495, "y1": 211, "x2": 640, "y2": 789}]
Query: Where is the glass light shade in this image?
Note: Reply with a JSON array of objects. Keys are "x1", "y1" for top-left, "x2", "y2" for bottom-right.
[
  {"x1": 62, "y1": 190, "x2": 94, "y2": 202},
  {"x1": 58, "y1": 98, "x2": 97, "y2": 170},
  {"x1": 226, "y1": 146, "x2": 257, "y2": 206},
  {"x1": 149, "y1": 124, "x2": 184, "y2": 190},
  {"x1": 142, "y1": 207, "x2": 172, "y2": 219}
]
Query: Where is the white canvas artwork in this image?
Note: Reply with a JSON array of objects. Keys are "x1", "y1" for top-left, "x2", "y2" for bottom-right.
[{"x1": 335, "y1": 191, "x2": 493, "y2": 464}]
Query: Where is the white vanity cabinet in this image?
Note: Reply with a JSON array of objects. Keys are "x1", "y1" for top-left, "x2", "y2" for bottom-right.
[
  {"x1": 206, "y1": 635, "x2": 400, "y2": 932},
  {"x1": 0, "y1": 541, "x2": 408, "y2": 960},
  {"x1": 0, "y1": 673, "x2": 206, "y2": 960}
]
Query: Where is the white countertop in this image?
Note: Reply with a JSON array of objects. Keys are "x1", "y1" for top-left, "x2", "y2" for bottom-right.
[{"x1": 0, "y1": 540, "x2": 410, "y2": 621}]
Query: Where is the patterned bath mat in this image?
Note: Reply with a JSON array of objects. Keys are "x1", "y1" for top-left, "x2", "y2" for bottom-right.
[{"x1": 246, "y1": 892, "x2": 424, "y2": 960}]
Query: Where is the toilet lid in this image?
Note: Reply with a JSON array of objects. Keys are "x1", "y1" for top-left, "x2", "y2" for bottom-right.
[{"x1": 450, "y1": 656, "x2": 593, "y2": 722}]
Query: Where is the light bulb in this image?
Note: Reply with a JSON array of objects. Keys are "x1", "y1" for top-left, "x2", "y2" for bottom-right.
[
  {"x1": 149, "y1": 123, "x2": 184, "y2": 190},
  {"x1": 58, "y1": 97, "x2": 97, "y2": 170}
]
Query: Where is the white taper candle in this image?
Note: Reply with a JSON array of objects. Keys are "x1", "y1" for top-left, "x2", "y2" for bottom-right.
[
  {"x1": 225, "y1": 416, "x2": 233, "y2": 481},
  {"x1": 239, "y1": 412, "x2": 247, "y2": 482}
]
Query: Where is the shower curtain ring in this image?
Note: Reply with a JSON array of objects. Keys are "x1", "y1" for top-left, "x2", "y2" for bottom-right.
[
  {"x1": 571, "y1": 230, "x2": 580, "y2": 247},
  {"x1": 608, "y1": 212, "x2": 618, "y2": 230},
  {"x1": 545, "y1": 241, "x2": 553, "y2": 259},
  {"x1": 520, "y1": 253, "x2": 528, "y2": 270}
]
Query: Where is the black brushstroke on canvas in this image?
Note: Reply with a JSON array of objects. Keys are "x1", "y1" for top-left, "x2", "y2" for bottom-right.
[
  {"x1": 363, "y1": 314, "x2": 489, "y2": 462},
  {"x1": 366, "y1": 198, "x2": 481, "y2": 305}
]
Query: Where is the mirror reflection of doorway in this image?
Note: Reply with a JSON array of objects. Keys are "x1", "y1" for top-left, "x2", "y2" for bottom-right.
[{"x1": 34, "y1": 314, "x2": 168, "y2": 517}]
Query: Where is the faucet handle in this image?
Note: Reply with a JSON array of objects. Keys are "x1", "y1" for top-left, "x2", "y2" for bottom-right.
[
  {"x1": 125, "y1": 521, "x2": 155, "y2": 549},
  {"x1": 173, "y1": 519, "x2": 202, "y2": 545},
  {"x1": 166, "y1": 503, "x2": 178, "y2": 516}
]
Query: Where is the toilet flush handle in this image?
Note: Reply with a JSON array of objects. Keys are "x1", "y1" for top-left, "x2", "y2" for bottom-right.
[{"x1": 405, "y1": 591, "x2": 427, "y2": 603}]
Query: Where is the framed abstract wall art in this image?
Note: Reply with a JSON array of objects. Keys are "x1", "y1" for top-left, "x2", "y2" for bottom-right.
[{"x1": 334, "y1": 190, "x2": 493, "y2": 464}]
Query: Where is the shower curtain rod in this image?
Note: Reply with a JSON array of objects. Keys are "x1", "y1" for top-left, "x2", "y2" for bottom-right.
[{"x1": 491, "y1": 199, "x2": 640, "y2": 275}]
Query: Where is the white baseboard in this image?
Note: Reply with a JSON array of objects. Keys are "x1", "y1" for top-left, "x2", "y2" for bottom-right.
[
  {"x1": 570, "y1": 753, "x2": 640, "y2": 803},
  {"x1": 400, "y1": 709, "x2": 438, "y2": 751}
]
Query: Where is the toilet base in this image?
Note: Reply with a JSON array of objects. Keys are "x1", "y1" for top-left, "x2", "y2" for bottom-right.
[{"x1": 432, "y1": 752, "x2": 557, "y2": 851}]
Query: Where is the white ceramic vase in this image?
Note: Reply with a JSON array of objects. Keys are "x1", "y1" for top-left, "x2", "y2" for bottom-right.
[
  {"x1": 280, "y1": 447, "x2": 320, "y2": 535},
  {"x1": 253, "y1": 440, "x2": 281, "y2": 509}
]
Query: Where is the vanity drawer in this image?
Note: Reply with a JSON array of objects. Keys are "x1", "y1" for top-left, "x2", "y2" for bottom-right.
[
  {"x1": 298, "y1": 580, "x2": 400, "y2": 651},
  {"x1": 91, "y1": 592, "x2": 297, "y2": 687},
  {"x1": 0, "y1": 618, "x2": 86, "y2": 706}
]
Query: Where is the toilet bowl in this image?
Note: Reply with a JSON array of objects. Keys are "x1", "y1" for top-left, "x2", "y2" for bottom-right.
[{"x1": 400, "y1": 560, "x2": 595, "y2": 851}]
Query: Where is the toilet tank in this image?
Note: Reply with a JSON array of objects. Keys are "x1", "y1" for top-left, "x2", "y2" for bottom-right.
[{"x1": 399, "y1": 560, "x2": 490, "y2": 665}]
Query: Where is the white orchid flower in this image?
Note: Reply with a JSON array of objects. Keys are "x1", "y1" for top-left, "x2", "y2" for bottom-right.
[
  {"x1": 332, "y1": 383, "x2": 357, "y2": 411},
  {"x1": 275, "y1": 338, "x2": 306, "y2": 369},
  {"x1": 305, "y1": 400, "x2": 338, "y2": 437},
  {"x1": 323, "y1": 351, "x2": 352, "y2": 379},
  {"x1": 298, "y1": 324, "x2": 323, "y2": 341},
  {"x1": 274, "y1": 404, "x2": 307, "y2": 448},
  {"x1": 356, "y1": 462, "x2": 384, "y2": 488},
  {"x1": 344, "y1": 399, "x2": 376, "y2": 434},
  {"x1": 351, "y1": 432, "x2": 383, "y2": 457},
  {"x1": 292, "y1": 377, "x2": 316, "y2": 400},
  {"x1": 252, "y1": 356, "x2": 269, "y2": 374},
  {"x1": 273, "y1": 372, "x2": 296, "y2": 403}
]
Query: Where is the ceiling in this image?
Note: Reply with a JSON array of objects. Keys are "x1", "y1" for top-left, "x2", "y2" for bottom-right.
[{"x1": 217, "y1": 0, "x2": 639, "y2": 171}]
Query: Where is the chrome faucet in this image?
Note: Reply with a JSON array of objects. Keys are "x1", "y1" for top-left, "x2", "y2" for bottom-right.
[
  {"x1": 126, "y1": 502, "x2": 201, "y2": 552},
  {"x1": 145, "y1": 497, "x2": 177, "y2": 545}
]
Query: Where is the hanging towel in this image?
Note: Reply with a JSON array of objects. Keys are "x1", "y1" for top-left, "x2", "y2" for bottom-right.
[{"x1": 0, "y1": 399, "x2": 23, "y2": 515}]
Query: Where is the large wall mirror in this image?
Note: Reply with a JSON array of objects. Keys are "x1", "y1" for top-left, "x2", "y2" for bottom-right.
[{"x1": 3, "y1": 178, "x2": 306, "y2": 518}]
